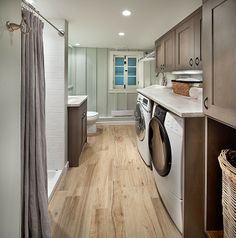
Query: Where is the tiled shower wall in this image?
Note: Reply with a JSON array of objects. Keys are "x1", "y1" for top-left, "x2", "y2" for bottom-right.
[{"x1": 44, "y1": 20, "x2": 68, "y2": 170}]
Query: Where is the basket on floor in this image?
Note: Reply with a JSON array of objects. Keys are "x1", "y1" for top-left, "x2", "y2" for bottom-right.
[{"x1": 218, "y1": 149, "x2": 236, "y2": 238}]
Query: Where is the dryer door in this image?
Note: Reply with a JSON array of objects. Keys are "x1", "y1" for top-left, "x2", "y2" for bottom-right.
[
  {"x1": 135, "y1": 103, "x2": 145, "y2": 141},
  {"x1": 149, "y1": 116, "x2": 171, "y2": 176}
]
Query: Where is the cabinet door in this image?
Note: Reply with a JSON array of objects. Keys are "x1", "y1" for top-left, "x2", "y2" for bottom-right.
[
  {"x1": 82, "y1": 110, "x2": 87, "y2": 144},
  {"x1": 68, "y1": 107, "x2": 82, "y2": 167},
  {"x1": 175, "y1": 18, "x2": 195, "y2": 70},
  {"x1": 155, "y1": 40, "x2": 164, "y2": 72},
  {"x1": 194, "y1": 9, "x2": 202, "y2": 69},
  {"x1": 80, "y1": 100, "x2": 87, "y2": 145},
  {"x1": 203, "y1": 0, "x2": 236, "y2": 128},
  {"x1": 163, "y1": 31, "x2": 175, "y2": 72}
]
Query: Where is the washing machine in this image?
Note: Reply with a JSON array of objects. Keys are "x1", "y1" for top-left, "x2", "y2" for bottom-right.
[
  {"x1": 149, "y1": 103, "x2": 184, "y2": 233},
  {"x1": 135, "y1": 93, "x2": 152, "y2": 166}
]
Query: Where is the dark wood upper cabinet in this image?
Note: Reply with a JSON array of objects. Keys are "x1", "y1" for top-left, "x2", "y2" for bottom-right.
[
  {"x1": 203, "y1": 0, "x2": 236, "y2": 129},
  {"x1": 175, "y1": 8, "x2": 202, "y2": 70},
  {"x1": 155, "y1": 40, "x2": 164, "y2": 72},
  {"x1": 194, "y1": 10, "x2": 202, "y2": 70},
  {"x1": 175, "y1": 18, "x2": 195, "y2": 70},
  {"x1": 155, "y1": 8, "x2": 202, "y2": 72},
  {"x1": 155, "y1": 31, "x2": 175, "y2": 72}
]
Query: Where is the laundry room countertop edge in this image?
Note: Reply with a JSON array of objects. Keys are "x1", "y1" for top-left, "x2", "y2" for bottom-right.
[{"x1": 137, "y1": 85, "x2": 204, "y2": 118}]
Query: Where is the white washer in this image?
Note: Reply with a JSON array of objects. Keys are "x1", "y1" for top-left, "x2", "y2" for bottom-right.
[
  {"x1": 149, "y1": 103, "x2": 184, "y2": 233},
  {"x1": 135, "y1": 93, "x2": 152, "y2": 166}
]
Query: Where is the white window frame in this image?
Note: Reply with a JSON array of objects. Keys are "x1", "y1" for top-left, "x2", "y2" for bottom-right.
[{"x1": 109, "y1": 51, "x2": 144, "y2": 93}]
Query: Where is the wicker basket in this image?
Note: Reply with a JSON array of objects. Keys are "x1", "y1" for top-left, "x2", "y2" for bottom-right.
[
  {"x1": 172, "y1": 81, "x2": 191, "y2": 96},
  {"x1": 218, "y1": 150, "x2": 236, "y2": 238}
]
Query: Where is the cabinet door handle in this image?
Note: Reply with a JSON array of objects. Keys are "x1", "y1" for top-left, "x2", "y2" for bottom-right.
[
  {"x1": 195, "y1": 57, "x2": 200, "y2": 66},
  {"x1": 189, "y1": 58, "x2": 193, "y2": 67},
  {"x1": 204, "y1": 97, "x2": 208, "y2": 110},
  {"x1": 82, "y1": 112, "x2": 86, "y2": 119}
]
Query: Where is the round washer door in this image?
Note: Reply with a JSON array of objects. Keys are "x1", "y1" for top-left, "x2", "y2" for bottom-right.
[
  {"x1": 135, "y1": 103, "x2": 145, "y2": 141},
  {"x1": 149, "y1": 116, "x2": 171, "y2": 176}
]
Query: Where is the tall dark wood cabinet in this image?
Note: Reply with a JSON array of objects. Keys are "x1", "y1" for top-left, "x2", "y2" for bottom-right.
[
  {"x1": 155, "y1": 31, "x2": 175, "y2": 72},
  {"x1": 203, "y1": 0, "x2": 236, "y2": 129},
  {"x1": 175, "y1": 8, "x2": 202, "y2": 70},
  {"x1": 68, "y1": 100, "x2": 87, "y2": 167}
]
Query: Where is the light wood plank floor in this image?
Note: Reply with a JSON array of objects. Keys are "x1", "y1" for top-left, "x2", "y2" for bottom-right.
[{"x1": 49, "y1": 125, "x2": 181, "y2": 238}]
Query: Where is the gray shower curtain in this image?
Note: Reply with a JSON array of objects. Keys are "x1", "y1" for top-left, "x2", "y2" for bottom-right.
[{"x1": 21, "y1": 9, "x2": 51, "y2": 238}]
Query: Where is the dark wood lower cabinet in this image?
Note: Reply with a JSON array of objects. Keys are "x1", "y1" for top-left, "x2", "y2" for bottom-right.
[
  {"x1": 68, "y1": 100, "x2": 87, "y2": 167},
  {"x1": 183, "y1": 117, "x2": 205, "y2": 238}
]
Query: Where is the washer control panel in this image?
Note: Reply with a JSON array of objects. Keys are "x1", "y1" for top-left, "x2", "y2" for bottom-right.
[{"x1": 165, "y1": 113, "x2": 184, "y2": 137}]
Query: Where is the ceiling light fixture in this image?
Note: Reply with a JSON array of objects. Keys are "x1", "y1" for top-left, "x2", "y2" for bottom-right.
[
  {"x1": 122, "y1": 10, "x2": 131, "y2": 16},
  {"x1": 25, "y1": 0, "x2": 34, "y2": 4},
  {"x1": 74, "y1": 43, "x2": 80, "y2": 46},
  {"x1": 118, "y1": 32, "x2": 125, "y2": 36}
]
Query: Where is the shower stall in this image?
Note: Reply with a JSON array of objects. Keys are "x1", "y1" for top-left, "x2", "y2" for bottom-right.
[{"x1": 43, "y1": 18, "x2": 68, "y2": 199}]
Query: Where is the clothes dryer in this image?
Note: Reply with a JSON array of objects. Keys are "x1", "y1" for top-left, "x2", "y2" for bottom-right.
[{"x1": 149, "y1": 103, "x2": 184, "y2": 233}]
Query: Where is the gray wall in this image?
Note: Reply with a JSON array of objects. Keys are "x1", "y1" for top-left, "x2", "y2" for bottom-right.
[
  {"x1": 68, "y1": 47, "x2": 155, "y2": 118},
  {"x1": 0, "y1": 0, "x2": 21, "y2": 237}
]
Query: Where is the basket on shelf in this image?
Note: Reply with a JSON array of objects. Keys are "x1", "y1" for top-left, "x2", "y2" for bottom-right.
[
  {"x1": 171, "y1": 79, "x2": 203, "y2": 97},
  {"x1": 172, "y1": 81, "x2": 191, "y2": 96},
  {"x1": 218, "y1": 149, "x2": 236, "y2": 238}
]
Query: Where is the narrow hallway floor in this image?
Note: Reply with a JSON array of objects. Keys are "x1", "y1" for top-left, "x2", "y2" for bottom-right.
[{"x1": 49, "y1": 125, "x2": 181, "y2": 238}]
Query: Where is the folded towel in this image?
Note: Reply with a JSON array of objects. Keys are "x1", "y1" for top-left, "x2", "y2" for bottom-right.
[{"x1": 189, "y1": 87, "x2": 203, "y2": 100}]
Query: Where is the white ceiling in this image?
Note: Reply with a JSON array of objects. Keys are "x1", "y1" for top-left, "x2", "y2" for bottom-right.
[{"x1": 34, "y1": 0, "x2": 202, "y2": 50}]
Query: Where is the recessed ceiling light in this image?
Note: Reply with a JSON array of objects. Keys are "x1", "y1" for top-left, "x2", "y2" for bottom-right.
[
  {"x1": 122, "y1": 10, "x2": 131, "y2": 16},
  {"x1": 118, "y1": 32, "x2": 125, "y2": 36},
  {"x1": 25, "y1": 0, "x2": 34, "y2": 4},
  {"x1": 75, "y1": 43, "x2": 80, "y2": 46}
]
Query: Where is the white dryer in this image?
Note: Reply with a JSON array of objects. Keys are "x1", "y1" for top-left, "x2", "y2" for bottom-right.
[
  {"x1": 149, "y1": 103, "x2": 184, "y2": 233},
  {"x1": 135, "y1": 93, "x2": 152, "y2": 166}
]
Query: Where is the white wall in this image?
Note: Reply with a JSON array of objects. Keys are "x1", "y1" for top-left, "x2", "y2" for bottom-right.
[
  {"x1": 143, "y1": 60, "x2": 156, "y2": 87},
  {"x1": 0, "y1": 0, "x2": 21, "y2": 237},
  {"x1": 44, "y1": 20, "x2": 68, "y2": 170}
]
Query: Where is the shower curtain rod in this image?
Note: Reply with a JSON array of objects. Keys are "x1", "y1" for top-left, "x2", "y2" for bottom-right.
[{"x1": 22, "y1": 0, "x2": 65, "y2": 37}]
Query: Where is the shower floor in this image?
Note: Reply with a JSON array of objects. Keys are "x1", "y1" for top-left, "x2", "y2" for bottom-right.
[{"x1": 48, "y1": 170, "x2": 62, "y2": 199}]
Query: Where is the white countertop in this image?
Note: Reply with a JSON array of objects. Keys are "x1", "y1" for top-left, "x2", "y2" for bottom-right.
[
  {"x1": 67, "y1": 95, "x2": 88, "y2": 107},
  {"x1": 137, "y1": 85, "x2": 203, "y2": 118}
]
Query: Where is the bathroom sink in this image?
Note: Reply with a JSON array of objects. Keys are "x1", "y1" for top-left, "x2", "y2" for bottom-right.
[{"x1": 68, "y1": 95, "x2": 88, "y2": 107}]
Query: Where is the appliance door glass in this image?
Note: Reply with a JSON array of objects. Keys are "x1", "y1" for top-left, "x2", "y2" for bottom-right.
[
  {"x1": 135, "y1": 103, "x2": 145, "y2": 141},
  {"x1": 149, "y1": 117, "x2": 171, "y2": 176}
]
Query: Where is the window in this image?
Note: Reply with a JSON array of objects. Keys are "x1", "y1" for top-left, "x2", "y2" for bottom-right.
[
  {"x1": 109, "y1": 51, "x2": 144, "y2": 92},
  {"x1": 114, "y1": 56, "x2": 137, "y2": 88}
]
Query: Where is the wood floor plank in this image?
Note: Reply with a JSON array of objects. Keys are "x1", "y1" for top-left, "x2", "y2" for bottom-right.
[{"x1": 49, "y1": 125, "x2": 181, "y2": 238}]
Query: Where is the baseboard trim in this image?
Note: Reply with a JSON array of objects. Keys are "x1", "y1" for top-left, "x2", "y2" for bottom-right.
[
  {"x1": 97, "y1": 116, "x2": 135, "y2": 125},
  {"x1": 97, "y1": 120, "x2": 135, "y2": 126}
]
